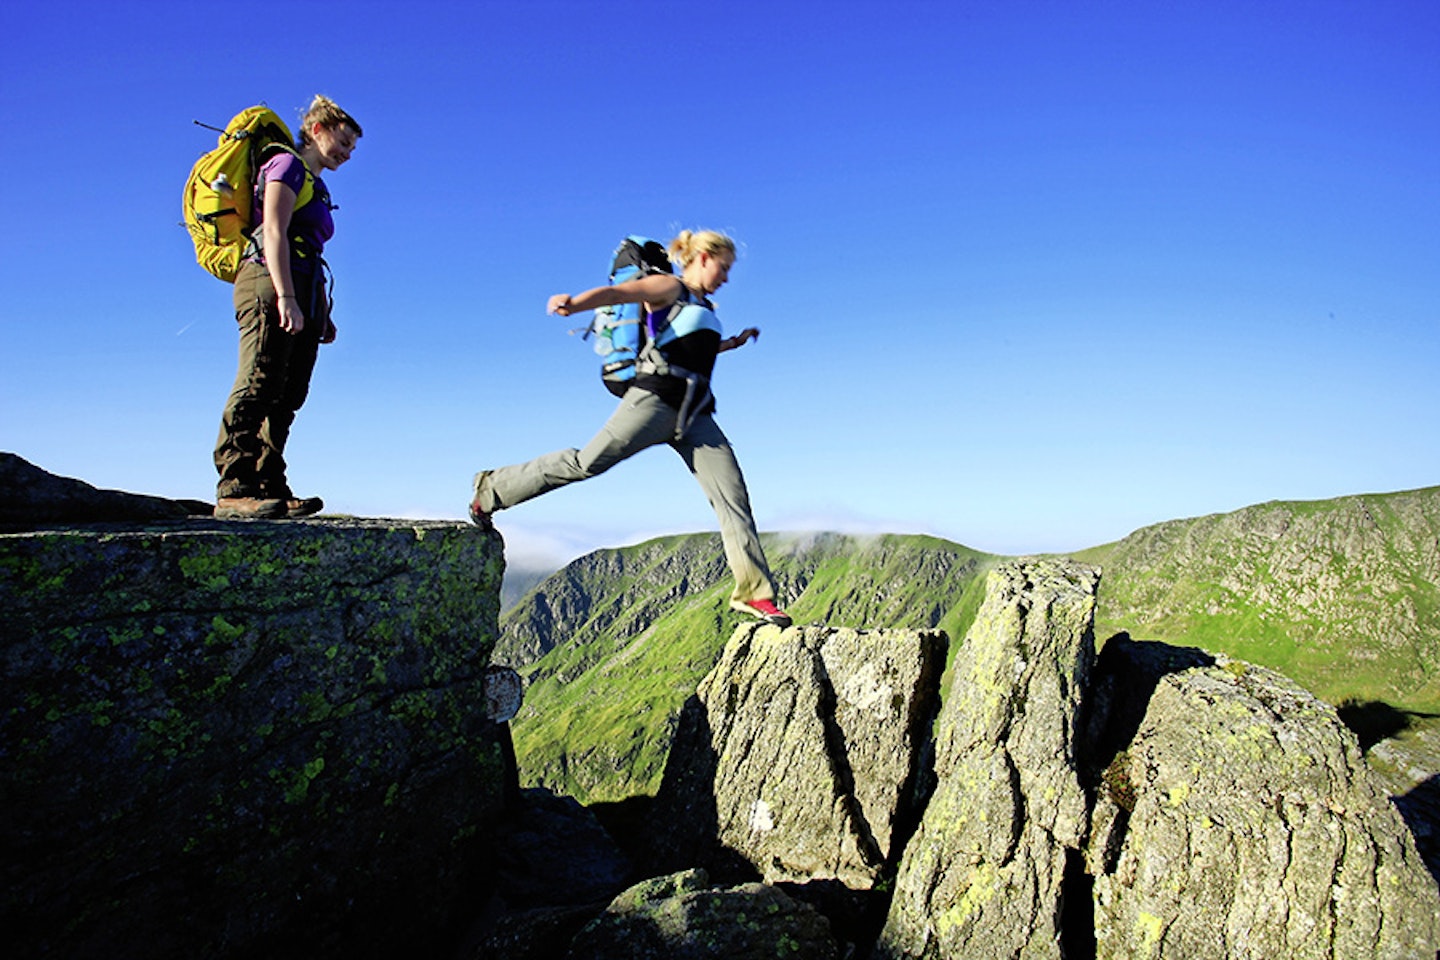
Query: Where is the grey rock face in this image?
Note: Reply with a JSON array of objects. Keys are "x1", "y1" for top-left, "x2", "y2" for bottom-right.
[
  {"x1": 1089, "y1": 645, "x2": 1440, "y2": 959},
  {"x1": 651, "y1": 625, "x2": 946, "y2": 887},
  {"x1": 501, "y1": 532, "x2": 992, "y2": 805},
  {"x1": 566, "y1": 869, "x2": 841, "y2": 960},
  {"x1": 878, "y1": 559, "x2": 1099, "y2": 959},
  {"x1": 1, "y1": 514, "x2": 511, "y2": 959}
]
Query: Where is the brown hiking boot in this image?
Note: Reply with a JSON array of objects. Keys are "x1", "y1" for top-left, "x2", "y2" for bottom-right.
[
  {"x1": 281, "y1": 496, "x2": 324, "y2": 518},
  {"x1": 215, "y1": 497, "x2": 286, "y2": 519}
]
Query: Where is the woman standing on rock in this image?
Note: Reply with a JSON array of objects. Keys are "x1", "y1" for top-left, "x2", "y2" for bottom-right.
[
  {"x1": 213, "y1": 95, "x2": 362, "y2": 520},
  {"x1": 469, "y1": 229, "x2": 792, "y2": 627}
]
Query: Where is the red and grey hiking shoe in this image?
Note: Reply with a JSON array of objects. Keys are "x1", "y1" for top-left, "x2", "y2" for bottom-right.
[
  {"x1": 730, "y1": 598, "x2": 793, "y2": 628},
  {"x1": 469, "y1": 471, "x2": 494, "y2": 530}
]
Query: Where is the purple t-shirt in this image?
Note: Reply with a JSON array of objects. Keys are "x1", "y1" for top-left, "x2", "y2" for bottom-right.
[{"x1": 247, "y1": 152, "x2": 334, "y2": 270}]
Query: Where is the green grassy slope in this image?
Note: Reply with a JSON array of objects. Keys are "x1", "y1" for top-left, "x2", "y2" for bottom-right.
[{"x1": 1072, "y1": 487, "x2": 1440, "y2": 711}]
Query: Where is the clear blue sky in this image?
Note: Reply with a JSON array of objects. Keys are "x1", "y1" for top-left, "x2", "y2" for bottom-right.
[{"x1": 3, "y1": 0, "x2": 1436, "y2": 575}]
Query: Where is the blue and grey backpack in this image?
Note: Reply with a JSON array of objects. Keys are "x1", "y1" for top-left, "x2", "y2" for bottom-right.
[{"x1": 579, "y1": 236, "x2": 675, "y2": 397}]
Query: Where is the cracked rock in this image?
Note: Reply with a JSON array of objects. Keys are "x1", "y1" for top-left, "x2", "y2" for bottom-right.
[{"x1": 647, "y1": 624, "x2": 946, "y2": 888}]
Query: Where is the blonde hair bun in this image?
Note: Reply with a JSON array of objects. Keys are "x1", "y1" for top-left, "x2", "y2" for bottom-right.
[
  {"x1": 298, "y1": 95, "x2": 363, "y2": 145},
  {"x1": 668, "y1": 229, "x2": 736, "y2": 268}
]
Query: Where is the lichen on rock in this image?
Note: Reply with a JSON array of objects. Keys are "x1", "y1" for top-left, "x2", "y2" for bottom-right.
[{"x1": 877, "y1": 558, "x2": 1099, "y2": 960}]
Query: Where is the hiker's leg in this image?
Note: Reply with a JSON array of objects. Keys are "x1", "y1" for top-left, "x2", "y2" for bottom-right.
[
  {"x1": 674, "y1": 414, "x2": 776, "y2": 604},
  {"x1": 215, "y1": 263, "x2": 297, "y2": 499},
  {"x1": 256, "y1": 276, "x2": 324, "y2": 498},
  {"x1": 481, "y1": 389, "x2": 676, "y2": 511}
]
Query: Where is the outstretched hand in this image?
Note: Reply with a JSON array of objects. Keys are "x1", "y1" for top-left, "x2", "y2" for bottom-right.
[
  {"x1": 721, "y1": 327, "x2": 760, "y2": 352},
  {"x1": 547, "y1": 294, "x2": 575, "y2": 316}
]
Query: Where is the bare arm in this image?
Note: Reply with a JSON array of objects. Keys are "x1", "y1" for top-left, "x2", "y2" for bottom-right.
[
  {"x1": 260, "y1": 179, "x2": 304, "y2": 334},
  {"x1": 547, "y1": 273, "x2": 685, "y2": 316}
]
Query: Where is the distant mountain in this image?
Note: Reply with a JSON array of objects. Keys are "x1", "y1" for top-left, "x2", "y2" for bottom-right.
[
  {"x1": 498, "y1": 488, "x2": 1440, "y2": 803},
  {"x1": 1073, "y1": 486, "x2": 1440, "y2": 712}
]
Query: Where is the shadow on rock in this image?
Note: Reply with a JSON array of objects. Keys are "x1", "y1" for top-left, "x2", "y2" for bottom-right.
[
  {"x1": 1083, "y1": 632, "x2": 1216, "y2": 779},
  {"x1": 1338, "y1": 699, "x2": 1418, "y2": 752},
  {"x1": 1397, "y1": 775, "x2": 1440, "y2": 886},
  {"x1": 458, "y1": 787, "x2": 635, "y2": 960}
]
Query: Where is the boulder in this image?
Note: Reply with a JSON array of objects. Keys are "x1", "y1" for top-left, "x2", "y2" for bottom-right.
[
  {"x1": 1, "y1": 512, "x2": 511, "y2": 959},
  {"x1": 649, "y1": 624, "x2": 946, "y2": 887},
  {"x1": 878, "y1": 558, "x2": 1099, "y2": 959},
  {"x1": 1088, "y1": 638, "x2": 1440, "y2": 959},
  {"x1": 565, "y1": 869, "x2": 841, "y2": 960}
]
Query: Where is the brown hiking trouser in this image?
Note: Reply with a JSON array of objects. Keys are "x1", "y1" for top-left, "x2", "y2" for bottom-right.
[{"x1": 214, "y1": 261, "x2": 326, "y2": 499}]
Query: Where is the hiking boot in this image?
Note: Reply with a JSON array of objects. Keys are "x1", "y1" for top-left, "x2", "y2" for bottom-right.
[
  {"x1": 282, "y1": 496, "x2": 324, "y2": 518},
  {"x1": 730, "y1": 598, "x2": 793, "y2": 628},
  {"x1": 469, "y1": 471, "x2": 494, "y2": 530},
  {"x1": 215, "y1": 496, "x2": 286, "y2": 520}
]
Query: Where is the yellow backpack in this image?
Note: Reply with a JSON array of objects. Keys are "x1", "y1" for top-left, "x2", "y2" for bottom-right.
[{"x1": 182, "y1": 105, "x2": 315, "y2": 282}]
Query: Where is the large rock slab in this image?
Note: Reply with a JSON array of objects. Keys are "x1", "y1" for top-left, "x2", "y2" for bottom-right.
[
  {"x1": 878, "y1": 558, "x2": 1099, "y2": 959},
  {"x1": 1088, "y1": 639, "x2": 1440, "y2": 959},
  {"x1": 650, "y1": 624, "x2": 946, "y2": 888},
  {"x1": 1, "y1": 516, "x2": 510, "y2": 959}
]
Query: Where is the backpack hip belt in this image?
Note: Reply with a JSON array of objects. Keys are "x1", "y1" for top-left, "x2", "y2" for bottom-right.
[{"x1": 637, "y1": 350, "x2": 711, "y2": 440}]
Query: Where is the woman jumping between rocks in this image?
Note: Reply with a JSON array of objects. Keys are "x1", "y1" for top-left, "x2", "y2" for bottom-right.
[{"x1": 469, "y1": 229, "x2": 792, "y2": 627}]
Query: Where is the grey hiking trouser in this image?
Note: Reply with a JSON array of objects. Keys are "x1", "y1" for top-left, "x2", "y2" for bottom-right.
[{"x1": 477, "y1": 389, "x2": 777, "y2": 605}]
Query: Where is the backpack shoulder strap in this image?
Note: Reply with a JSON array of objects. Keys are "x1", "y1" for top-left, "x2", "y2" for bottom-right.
[
  {"x1": 663, "y1": 283, "x2": 712, "y2": 319},
  {"x1": 255, "y1": 142, "x2": 317, "y2": 210}
]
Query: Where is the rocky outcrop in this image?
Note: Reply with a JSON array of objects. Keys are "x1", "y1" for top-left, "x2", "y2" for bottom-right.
[
  {"x1": 649, "y1": 625, "x2": 946, "y2": 888},
  {"x1": 8, "y1": 454, "x2": 1437, "y2": 959},
  {"x1": 1088, "y1": 637, "x2": 1440, "y2": 959},
  {"x1": 877, "y1": 560, "x2": 1098, "y2": 959},
  {"x1": 622, "y1": 558, "x2": 1440, "y2": 959},
  {"x1": 1, "y1": 475, "x2": 511, "y2": 959},
  {"x1": 0, "y1": 452, "x2": 212, "y2": 527}
]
